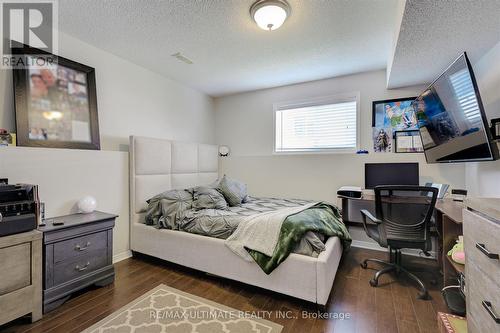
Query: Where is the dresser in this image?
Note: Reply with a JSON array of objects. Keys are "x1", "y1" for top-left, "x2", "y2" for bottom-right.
[
  {"x1": 39, "y1": 211, "x2": 117, "y2": 313},
  {"x1": 0, "y1": 230, "x2": 42, "y2": 325},
  {"x1": 463, "y1": 198, "x2": 500, "y2": 333}
]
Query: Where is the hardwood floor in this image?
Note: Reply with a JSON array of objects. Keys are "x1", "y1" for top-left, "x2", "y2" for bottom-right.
[{"x1": 0, "y1": 247, "x2": 447, "y2": 333}]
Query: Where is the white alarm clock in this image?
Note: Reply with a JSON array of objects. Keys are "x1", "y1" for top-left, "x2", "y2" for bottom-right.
[{"x1": 77, "y1": 196, "x2": 97, "y2": 214}]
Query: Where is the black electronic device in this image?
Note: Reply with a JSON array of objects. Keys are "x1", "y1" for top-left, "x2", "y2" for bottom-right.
[
  {"x1": 413, "y1": 52, "x2": 499, "y2": 163},
  {"x1": 491, "y1": 118, "x2": 500, "y2": 140},
  {"x1": 364, "y1": 163, "x2": 419, "y2": 189},
  {"x1": 451, "y1": 188, "x2": 468, "y2": 202},
  {"x1": 441, "y1": 273, "x2": 467, "y2": 316},
  {"x1": 0, "y1": 183, "x2": 38, "y2": 236}
]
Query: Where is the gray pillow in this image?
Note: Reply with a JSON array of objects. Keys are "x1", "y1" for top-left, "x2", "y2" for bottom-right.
[
  {"x1": 145, "y1": 189, "x2": 193, "y2": 228},
  {"x1": 217, "y1": 175, "x2": 248, "y2": 207},
  {"x1": 192, "y1": 186, "x2": 228, "y2": 210},
  {"x1": 207, "y1": 178, "x2": 221, "y2": 188}
]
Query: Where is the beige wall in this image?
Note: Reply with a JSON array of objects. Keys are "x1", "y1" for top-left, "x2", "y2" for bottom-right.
[
  {"x1": 0, "y1": 32, "x2": 216, "y2": 260},
  {"x1": 465, "y1": 40, "x2": 500, "y2": 197}
]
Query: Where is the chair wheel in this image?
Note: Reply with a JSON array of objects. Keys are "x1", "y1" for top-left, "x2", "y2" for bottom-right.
[
  {"x1": 360, "y1": 262, "x2": 367, "y2": 269},
  {"x1": 417, "y1": 292, "x2": 430, "y2": 300},
  {"x1": 369, "y1": 279, "x2": 378, "y2": 287}
]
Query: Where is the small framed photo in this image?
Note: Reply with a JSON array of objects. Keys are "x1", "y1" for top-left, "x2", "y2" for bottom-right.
[
  {"x1": 12, "y1": 45, "x2": 100, "y2": 150},
  {"x1": 394, "y1": 130, "x2": 424, "y2": 153},
  {"x1": 372, "y1": 97, "x2": 418, "y2": 131}
]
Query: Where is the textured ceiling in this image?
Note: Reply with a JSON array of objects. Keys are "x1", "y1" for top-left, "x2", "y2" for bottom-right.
[
  {"x1": 58, "y1": 0, "x2": 399, "y2": 96},
  {"x1": 58, "y1": 0, "x2": 500, "y2": 96},
  {"x1": 387, "y1": 0, "x2": 500, "y2": 88}
]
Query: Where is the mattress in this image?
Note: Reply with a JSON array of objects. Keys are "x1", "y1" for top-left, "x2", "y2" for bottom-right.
[
  {"x1": 178, "y1": 196, "x2": 312, "y2": 238},
  {"x1": 155, "y1": 196, "x2": 328, "y2": 257}
]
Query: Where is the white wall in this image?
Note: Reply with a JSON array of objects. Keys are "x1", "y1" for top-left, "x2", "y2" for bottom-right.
[
  {"x1": 465, "y1": 40, "x2": 500, "y2": 197},
  {"x1": 215, "y1": 70, "x2": 466, "y2": 249},
  {"x1": 215, "y1": 70, "x2": 465, "y2": 201},
  {"x1": 0, "y1": 32, "x2": 216, "y2": 260},
  {"x1": 0, "y1": 147, "x2": 129, "y2": 261},
  {"x1": 0, "y1": 31, "x2": 215, "y2": 151}
]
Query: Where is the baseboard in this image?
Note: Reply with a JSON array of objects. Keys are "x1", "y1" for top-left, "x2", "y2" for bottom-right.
[
  {"x1": 113, "y1": 250, "x2": 132, "y2": 263},
  {"x1": 351, "y1": 240, "x2": 436, "y2": 259},
  {"x1": 115, "y1": 243, "x2": 434, "y2": 263}
]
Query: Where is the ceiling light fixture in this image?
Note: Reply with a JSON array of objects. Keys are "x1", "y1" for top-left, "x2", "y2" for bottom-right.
[
  {"x1": 250, "y1": 0, "x2": 290, "y2": 31},
  {"x1": 42, "y1": 111, "x2": 63, "y2": 120}
]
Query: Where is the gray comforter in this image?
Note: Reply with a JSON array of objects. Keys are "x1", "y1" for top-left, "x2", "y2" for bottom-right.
[{"x1": 148, "y1": 196, "x2": 328, "y2": 257}]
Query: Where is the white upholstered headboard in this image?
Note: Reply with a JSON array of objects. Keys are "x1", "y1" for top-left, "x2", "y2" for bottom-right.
[{"x1": 129, "y1": 136, "x2": 219, "y2": 224}]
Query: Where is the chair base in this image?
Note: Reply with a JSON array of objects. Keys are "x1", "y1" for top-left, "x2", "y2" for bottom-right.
[{"x1": 360, "y1": 249, "x2": 430, "y2": 300}]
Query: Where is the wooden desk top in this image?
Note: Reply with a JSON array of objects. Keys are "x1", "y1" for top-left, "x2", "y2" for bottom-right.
[
  {"x1": 345, "y1": 194, "x2": 464, "y2": 224},
  {"x1": 435, "y1": 198, "x2": 464, "y2": 224}
]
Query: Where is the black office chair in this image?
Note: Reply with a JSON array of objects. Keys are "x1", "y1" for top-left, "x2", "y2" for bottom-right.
[{"x1": 360, "y1": 185, "x2": 438, "y2": 300}]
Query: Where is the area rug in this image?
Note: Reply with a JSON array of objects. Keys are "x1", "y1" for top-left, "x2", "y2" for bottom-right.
[{"x1": 81, "y1": 284, "x2": 283, "y2": 333}]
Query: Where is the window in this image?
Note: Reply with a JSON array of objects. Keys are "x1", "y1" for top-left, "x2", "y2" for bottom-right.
[{"x1": 274, "y1": 93, "x2": 359, "y2": 153}]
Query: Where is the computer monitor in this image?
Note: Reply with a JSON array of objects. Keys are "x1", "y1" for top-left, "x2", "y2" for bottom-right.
[{"x1": 365, "y1": 163, "x2": 419, "y2": 189}]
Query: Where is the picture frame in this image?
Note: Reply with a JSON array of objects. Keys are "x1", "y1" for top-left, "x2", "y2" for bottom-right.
[
  {"x1": 12, "y1": 45, "x2": 100, "y2": 150},
  {"x1": 372, "y1": 97, "x2": 418, "y2": 131},
  {"x1": 394, "y1": 130, "x2": 424, "y2": 153}
]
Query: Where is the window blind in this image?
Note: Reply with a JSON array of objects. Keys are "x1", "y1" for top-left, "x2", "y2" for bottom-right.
[
  {"x1": 450, "y1": 69, "x2": 482, "y2": 126},
  {"x1": 275, "y1": 100, "x2": 357, "y2": 152}
]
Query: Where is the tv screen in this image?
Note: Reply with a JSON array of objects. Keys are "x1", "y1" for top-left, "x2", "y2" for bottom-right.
[
  {"x1": 365, "y1": 163, "x2": 419, "y2": 189},
  {"x1": 412, "y1": 53, "x2": 499, "y2": 163}
]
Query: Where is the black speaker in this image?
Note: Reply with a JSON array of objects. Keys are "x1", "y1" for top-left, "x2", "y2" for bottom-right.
[{"x1": 491, "y1": 118, "x2": 500, "y2": 140}]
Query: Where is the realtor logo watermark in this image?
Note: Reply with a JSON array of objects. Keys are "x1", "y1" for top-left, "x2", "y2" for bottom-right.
[{"x1": 1, "y1": 0, "x2": 58, "y2": 69}]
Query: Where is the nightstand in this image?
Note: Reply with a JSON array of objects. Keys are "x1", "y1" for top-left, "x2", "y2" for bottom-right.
[
  {"x1": 39, "y1": 211, "x2": 117, "y2": 313},
  {"x1": 0, "y1": 230, "x2": 42, "y2": 325}
]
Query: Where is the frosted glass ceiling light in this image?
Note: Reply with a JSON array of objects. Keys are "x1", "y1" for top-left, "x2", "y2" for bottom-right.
[{"x1": 250, "y1": 0, "x2": 290, "y2": 31}]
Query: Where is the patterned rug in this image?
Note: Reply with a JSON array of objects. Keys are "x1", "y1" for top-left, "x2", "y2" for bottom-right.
[{"x1": 81, "y1": 284, "x2": 283, "y2": 333}]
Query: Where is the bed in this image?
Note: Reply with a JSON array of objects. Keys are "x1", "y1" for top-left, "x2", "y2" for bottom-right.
[{"x1": 129, "y1": 135, "x2": 344, "y2": 306}]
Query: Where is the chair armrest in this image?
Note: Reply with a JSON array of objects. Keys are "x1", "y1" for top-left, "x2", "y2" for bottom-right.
[
  {"x1": 361, "y1": 209, "x2": 387, "y2": 247},
  {"x1": 360, "y1": 209, "x2": 381, "y2": 224}
]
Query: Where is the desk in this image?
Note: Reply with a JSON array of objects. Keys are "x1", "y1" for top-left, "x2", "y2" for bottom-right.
[
  {"x1": 340, "y1": 194, "x2": 464, "y2": 286},
  {"x1": 435, "y1": 200, "x2": 464, "y2": 286}
]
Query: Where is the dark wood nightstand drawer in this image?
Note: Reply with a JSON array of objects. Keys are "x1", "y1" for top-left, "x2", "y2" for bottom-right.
[
  {"x1": 53, "y1": 249, "x2": 108, "y2": 285},
  {"x1": 54, "y1": 231, "x2": 107, "y2": 263},
  {"x1": 39, "y1": 211, "x2": 117, "y2": 313}
]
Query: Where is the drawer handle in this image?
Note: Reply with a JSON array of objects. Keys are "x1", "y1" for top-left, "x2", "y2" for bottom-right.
[
  {"x1": 75, "y1": 262, "x2": 90, "y2": 271},
  {"x1": 482, "y1": 300, "x2": 500, "y2": 324},
  {"x1": 476, "y1": 243, "x2": 499, "y2": 259},
  {"x1": 75, "y1": 242, "x2": 91, "y2": 251}
]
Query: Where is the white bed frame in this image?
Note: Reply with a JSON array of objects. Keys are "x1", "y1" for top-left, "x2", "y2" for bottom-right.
[{"x1": 129, "y1": 135, "x2": 342, "y2": 305}]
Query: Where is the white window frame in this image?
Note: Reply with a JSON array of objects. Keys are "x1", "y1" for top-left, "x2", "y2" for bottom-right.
[{"x1": 272, "y1": 92, "x2": 361, "y2": 155}]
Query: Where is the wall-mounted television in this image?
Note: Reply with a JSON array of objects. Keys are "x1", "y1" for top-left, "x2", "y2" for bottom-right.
[{"x1": 412, "y1": 52, "x2": 499, "y2": 163}]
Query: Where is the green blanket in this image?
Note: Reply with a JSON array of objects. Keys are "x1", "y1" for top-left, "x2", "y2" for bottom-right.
[{"x1": 247, "y1": 203, "x2": 351, "y2": 274}]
